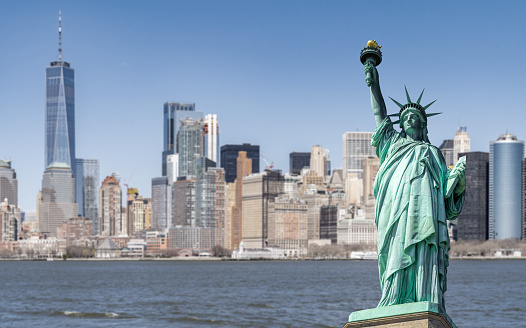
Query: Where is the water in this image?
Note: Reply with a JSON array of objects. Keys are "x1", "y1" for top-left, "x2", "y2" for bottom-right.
[{"x1": 1, "y1": 259, "x2": 524, "y2": 327}]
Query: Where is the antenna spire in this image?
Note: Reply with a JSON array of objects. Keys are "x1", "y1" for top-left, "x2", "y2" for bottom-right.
[{"x1": 58, "y1": 11, "x2": 62, "y2": 62}]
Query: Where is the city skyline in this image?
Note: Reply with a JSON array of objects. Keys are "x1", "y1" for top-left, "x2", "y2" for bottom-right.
[{"x1": 1, "y1": 1, "x2": 526, "y2": 211}]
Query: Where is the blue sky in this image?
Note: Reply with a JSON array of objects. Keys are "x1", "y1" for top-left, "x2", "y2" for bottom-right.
[{"x1": 1, "y1": 1, "x2": 525, "y2": 211}]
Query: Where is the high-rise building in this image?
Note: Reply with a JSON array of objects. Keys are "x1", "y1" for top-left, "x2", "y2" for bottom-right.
[
  {"x1": 172, "y1": 178, "x2": 196, "y2": 227},
  {"x1": 231, "y1": 151, "x2": 252, "y2": 249},
  {"x1": 342, "y1": 132, "x2": 375, "y2": 179},
  {"x1": 126, "y1": 189, "x2": 150, "y2": 237},
  {"x1": 178, "y1": 118, "x2": 204, "y2": 178},
  {"x1": 489, "y1": 134, "x2": 524, "y2": 239},
  {"x1": 45, "y1": 13, "x2": 75, "y2": 171},
  {"x1": 0, "y1": 160, "x2": 18, "y2": 207},
  {"x1": 241, "y1": 169, "x2": 284, "y2": 248},
  {"x1": 289, "y1": 151, "x2": 310, "y2": 176},
  {"x1": 151, "y1": 177, "x2": 172, "y2": 230},
  {"x1": 453, "y1": 127, "x2": 470, "y2": 165},
  {"x1": 522, "y1": 158, "x2": 526, "y2": 240},
  {"x1": 204, "y1": 114, "x2": 219, "y2": 164},
  {"x1": 195, "y1": 167, "x2": 225, "y2": 247},
  {"x1": 75, "y1": 159, "x2": 99, "y2": 228},
  {"x1": 456, "y1": 152, "x2": 489, "y2": 241},
  {"x1": 310, "y1": 145, "x2": 326, "y2": 178},
  {"x1": 38, "y1": 162, "x2": 78, "y2": 237},
  {"x1": 363, "y1": 157, "x2": 380, "y2": 220},
  {"x1": 439, "y1": 139, "x2": 455, "y2": 167},
  {"x1": 162, "y1": 102, "x2": 203, "y2": 176},
  {"x1": 303, "y1": 191, "x2": 329, "y2": 240},
  {"x1": 99, "y1": 175, "x2": 122, "y2": 237},
  {"x1": 166, "y1": 154, "x2": 179, "y2": 184},
  {"x1": 320, "y1": 205, "x2": 338, "y2": 244},
  {"x1": 220, "y1": 144, "x2": 260, "y2": 183},
  {"x1": 224, "y1": 182, "x2": 236, "y2": 249}
]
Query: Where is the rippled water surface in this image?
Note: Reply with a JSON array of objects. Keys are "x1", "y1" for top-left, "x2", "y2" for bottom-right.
[{"x1": 1, "y1": 260, "x2": 525, "y2": 327}]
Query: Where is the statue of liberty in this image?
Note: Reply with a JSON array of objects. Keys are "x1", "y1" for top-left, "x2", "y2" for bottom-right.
[{"x1": 362, "y1": 41, "x2": 466, "y2": 310}]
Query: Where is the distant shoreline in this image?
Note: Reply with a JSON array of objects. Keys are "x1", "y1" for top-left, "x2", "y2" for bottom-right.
[{"x1": 1, "y1": 256, "x2": 524, "y2": 261}]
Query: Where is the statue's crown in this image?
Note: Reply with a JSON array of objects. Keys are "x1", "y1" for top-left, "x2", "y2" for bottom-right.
[{"x1": 388, "y1": 87, "x2": 441, "y2": 124}]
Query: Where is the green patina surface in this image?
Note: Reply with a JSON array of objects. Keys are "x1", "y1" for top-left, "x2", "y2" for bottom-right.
[
  {"x1": 349, "y1": 301, "x2": 457, "y2": 328},
  {"x1": 351, "y1": 41, "x2": 466, "y2": 326}
]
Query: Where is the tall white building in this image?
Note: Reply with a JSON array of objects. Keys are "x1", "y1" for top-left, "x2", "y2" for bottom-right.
[
  {"x1": 167, "y1": 154, "x2": 179, "y2": 184},
  {"x1": 342, "y1": 132, "x2": 375, "y2": 179},
  {"x1": 204, "y1": 114, "x2": 219, "y2": 164},
  {"x1": 453, "y1": 127, "x2": 470, "y2": 165}
]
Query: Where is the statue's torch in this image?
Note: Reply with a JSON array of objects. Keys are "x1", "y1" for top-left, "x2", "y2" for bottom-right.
[{"x1": 360, "y1": 40, "x2": 382, "y2": 86}]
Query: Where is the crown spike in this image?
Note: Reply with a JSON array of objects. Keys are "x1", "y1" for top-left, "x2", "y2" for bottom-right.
[
  {"x1": 404, "y1": 86, "x2": 411, "y2": 103},
  {"x1": 422, "y1": 99, "x2": 437, "y2": 110},
  {"x1": 416, "y1": 88, "x2": 425, "y2": 104},
  {"x1": 58, "y1": 11, "x2": 62, "y2": 62},
  {"x1": 389, "y1": 97, "x2": 404, "y2": 109}
]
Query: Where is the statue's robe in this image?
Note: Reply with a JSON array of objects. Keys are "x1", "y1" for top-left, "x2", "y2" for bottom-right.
[{"x1": 372, "y1": 118, "x2": 464, "y2": 308}]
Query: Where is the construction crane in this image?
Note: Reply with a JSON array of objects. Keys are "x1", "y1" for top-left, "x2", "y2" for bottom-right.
[{"x1": 260, "y1": 154, "x2": 274, "y2": 170}]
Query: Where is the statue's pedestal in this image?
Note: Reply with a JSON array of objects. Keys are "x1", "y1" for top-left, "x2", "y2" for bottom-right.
[{"x1": 344, "y1": 302, "x2": 456, "y2": 328}]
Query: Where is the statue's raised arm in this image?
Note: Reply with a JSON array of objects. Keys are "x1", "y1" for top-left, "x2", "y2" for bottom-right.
[{"x1": 360, "y1": 40, "x2": 386, "y2": 127}]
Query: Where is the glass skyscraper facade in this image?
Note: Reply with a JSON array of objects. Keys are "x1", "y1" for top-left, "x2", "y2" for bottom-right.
[
  {"x1": 151, "y1": 176, "x2": 172, "y2": 230},
  {"x1": 289, "y1": 151, "x2": 311, "y2": 176},
  {"x1": 220, "y1": 144, "x2": 260, "y2": 183},
  {"x1": 0, "y1": 160, "x2": 18, "y2": 207},
  {"x1": 342, "y1": 132, "x2": 375, "y2": 179},
  {"x1": 75, "y1": 159, "x2": 100, "y2": 230},
  {"x1": 45, "y1": 60, "x2": 75, "y2": 169},
  {"x1": 489, "y1": 134, "x2": 524, "y2": 239},
  {"x1": 162, "y1": 102, "x2": 203, "y2": 176},
  {"x1": 178, "y1": 118, "x2": 204, "y2": 178}
]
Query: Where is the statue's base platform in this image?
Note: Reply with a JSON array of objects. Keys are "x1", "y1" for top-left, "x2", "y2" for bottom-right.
[{"x1": 344, "y1": 302, "x2": 456, "y2": 328}]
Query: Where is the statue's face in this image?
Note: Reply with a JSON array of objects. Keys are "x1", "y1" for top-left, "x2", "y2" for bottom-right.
[{"x1": 402, "y1": 111, "x2": 423, "y2": 134}]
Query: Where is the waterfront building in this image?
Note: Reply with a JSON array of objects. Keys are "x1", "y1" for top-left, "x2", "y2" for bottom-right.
[
  {"x1": 178, "y1": 118, "x2": 204, "y2": 178},
  {"x1": 162, "y1": 102, "x2": 202, "y2": 176},
  {"x1": 56, "y1": 217, "x2": 93, "y2": 247},
  {"x1": 267, "y1": 197, "x2": 308, "y2": 257},
  {"x1": 320, "y1": 205, "x2": 338, "y2": 244},
  {"x1": 342, "y1": 131, "x2": 375, "y2": 179},
  {"x1": 241, "y1": 170, "x2": 284, "y2": 248},
  {"x1": 75, "y1": 159, "x2": 99, "y2": 231},
  {"x1": 45, "y1": 14, "x2": 75, "y2": 172},
  {"x1": 99, "y1": 175, "x2": 122, "y2": 237},
  {"x1": 204, "y1": 114, "x2": 219, "y2": 164},
  {"x1": 302, "y1": 189, "x2": 329, "y2": 241},
  {"x1": 489, "y1": 134, "x2": 524, "y2": 239},
  {"x1": 289, "y1": 151, "x2": 310, "y2": 176},
  {"x1": 220, "y1": 143, "x2": 260, "y2": 183},
  {"x1": 224, "y1": 182, "x2": 235, "y2": 249},
  {"x1": 453, "y1": 127, "x2": 470, "y2": 165},
  {"x1": 0, "y1": 200, "x2": 20, "y2": 241},
  {"x1": 337, "y1": 207, "x2": 377, "y2": 245},
  {"x1": 0, "y1": 160, "x2": 18, "y2": 207},
  {"x1": 38, "y1": 162, "x2": 77, "y2": 237},
  {"x1": 439, "y1": 139, "x2": 454, "y2": 167},
  {"x1": 95, "y1": 238, "x2": 121, "y2": 258},
  {"x1": 231, "y1": 151, "x2": 252, "y2": 249},
  {"x1": 231, "y1": 241, "x2": 285, "y2": 259},
  {"x1": 172, "y1": 178, "x2": 196, "y2": 227},
  {"x1": 456, "y1": 152, "x2": 489, "y2": 241},
  {"x1": 168, "y1": 226, "x2": 214, "y2": 250},
  {"x1": 151, "y1": 177, "x2": 172, "y2": 230},
  {"x1": 18, "y1": 236, "x2": 61, "y2": 258}
]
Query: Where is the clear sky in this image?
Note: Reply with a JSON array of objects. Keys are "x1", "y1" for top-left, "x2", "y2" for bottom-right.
[{"x1": 1, "y1": 1, "x2": 525, "y2": 211}]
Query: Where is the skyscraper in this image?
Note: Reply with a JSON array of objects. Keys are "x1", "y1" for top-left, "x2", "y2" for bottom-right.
[
  {"x1": 162, "y1": 102, "x2": 203, "y2": 176},
  {"x1": 99, "y1": 175, "x2": 122, "y2": 237},
  {"x1": 220, "y1": 144, "x2": 260, "y2": 183},
  {"x1": 204, "y1": 114, "x2": 219, "y2": 164},
  {"x1": 489, "y1": 134, "x2": 524, "y2": 239},
  {"x1": 439, "y1": 139, "x2": 455, "y2": 167},
  {"x1": 342, "y1": 132, "x2": 375, "y2": 179},
  {"x1": 75, "y1": 159, "x2": 99, "y2": 229},
  {"x1": 0, "y1": 160, "x2": 18, "y2": 207},
  {"x1": 38, "y1": 162, "x2": 78, "y2": 237},
  {"x1": 45, "y1": 13, "x2": 75, "y2": 171},
  {"x1": 289, "y1": 151, "x2": 310, "y2": 175},
  {"x1": 453, "y1": 127, "x2": 470, "y2": 165},
  {"x1": 178, "y1": 118, "x2": 204, "y2": 178},
  {"x1": 310, "y1": 145, "x2": 327, "y2": 178},
  {"x1": 232, "y1": 151, "x2": 252, "y2": 249},
  {"x1": 151, "y1": 176, "x2": 172, "y2": 230},
  {"x1": 456, "y1": 152, "x2": 489, "y2": 241}
]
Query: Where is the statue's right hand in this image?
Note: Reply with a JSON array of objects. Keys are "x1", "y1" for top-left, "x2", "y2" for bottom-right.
[{"x1": 364, "y1": 62, "x2": 378, "y2": 87}]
